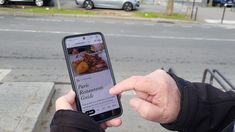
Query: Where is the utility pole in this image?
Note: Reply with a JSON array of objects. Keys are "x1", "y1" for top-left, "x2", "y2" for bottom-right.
[
  {"x1": 191, "y1": 0, "x2": 196, "y2": 19},
  {"x1": 166, "y1": 0, "x2": 174, "y2": 16},
  {"x1": 57, "y1": 0, "x2": 61, "y2": 9}
]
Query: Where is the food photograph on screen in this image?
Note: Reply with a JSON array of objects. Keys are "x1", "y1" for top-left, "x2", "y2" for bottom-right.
[{"x1": 68, "y1": 44, "x2": 108, "y2": 76}]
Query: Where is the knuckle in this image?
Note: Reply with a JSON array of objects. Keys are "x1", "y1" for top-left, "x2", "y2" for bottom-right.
[{"x1": 139, "y1": 109, "x2": 151, "y2": 120}]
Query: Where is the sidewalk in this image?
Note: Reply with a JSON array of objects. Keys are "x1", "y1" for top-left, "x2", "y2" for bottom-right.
[
  {"x1": 197, "y1": 6, "x2": 235, "y2": 24},
  {"x1": 0, "y1": 82, "x2": 55, "y2": 132},
  {"x1": 139, "y1": 1, "x2": 235, "y2": 24}
]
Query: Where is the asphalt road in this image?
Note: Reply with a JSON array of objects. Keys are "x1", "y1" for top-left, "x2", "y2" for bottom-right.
[
  {"x1": 1, "y1": 15, "x2": 235, "y2": 83},
  {"x1": 1, "y1": 15, "x2": 235, "y2": 131}
]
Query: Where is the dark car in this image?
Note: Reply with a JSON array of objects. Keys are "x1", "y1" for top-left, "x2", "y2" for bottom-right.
[
  {"x1": 212, "y1": 0, "x2": 234, "y2": 7},
  {"x1": 0, "y1": 0, "x2": 54, "y2": 6}
]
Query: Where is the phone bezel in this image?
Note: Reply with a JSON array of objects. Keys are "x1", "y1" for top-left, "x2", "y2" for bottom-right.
[{"x1": 62, "y1": 32, "x2": 122, "y2": 123}]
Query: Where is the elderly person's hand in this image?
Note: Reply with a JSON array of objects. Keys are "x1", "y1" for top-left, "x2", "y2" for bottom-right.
[
  {"x1": 55, "y1": 90, "x2": 122, "y2": 129},
  {"x1": 110, "y1": 69, "x2": 180, "y2": 124}
]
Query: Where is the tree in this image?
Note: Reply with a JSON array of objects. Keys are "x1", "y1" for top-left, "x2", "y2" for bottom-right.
[{"x1": 166, "y1": 0, "x2": 174, "y2": 16}]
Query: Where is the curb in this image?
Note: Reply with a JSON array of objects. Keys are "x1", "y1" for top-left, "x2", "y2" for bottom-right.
[
  {"x1": 0, "y1": 82, "x2": 55, "y2": 132},
  {"x1": 0, "y1": 10, "x2": 198, "y2": 24}
]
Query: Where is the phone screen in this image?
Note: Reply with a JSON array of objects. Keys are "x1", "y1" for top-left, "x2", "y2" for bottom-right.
[{"x1": 63, "y1": 32, "x2": 122, "y2": 122}]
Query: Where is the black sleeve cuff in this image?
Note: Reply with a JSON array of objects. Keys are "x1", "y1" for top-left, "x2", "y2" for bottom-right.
[
  {"x1": 161, "y1": 73, "x2": 198, "y2": 131},
  {"x1": 221, "y1": 120, "x2": 235, "y2": 132},
  {"x1": 50, "y1": 110, "x2": 104, "y2": 132}
]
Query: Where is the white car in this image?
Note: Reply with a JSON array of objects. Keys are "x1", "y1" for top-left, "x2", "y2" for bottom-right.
[{"x1": 75, "y1": 0, "x2": 140, "y2": 11}]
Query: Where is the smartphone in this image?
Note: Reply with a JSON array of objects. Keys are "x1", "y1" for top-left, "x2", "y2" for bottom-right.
[{"x1": 62, "y1": 32, "x2": 122, "y2": 123}]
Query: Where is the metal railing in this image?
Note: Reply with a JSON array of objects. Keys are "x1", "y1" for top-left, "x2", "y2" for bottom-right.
[
  {"x1": 168, "y1": 67, "x2": 176, "y2": 74},
  {"x1": 202, "y1": 69, "x2": 235, "y2": 91},
  {"x1": 167, "y1": 68, "x2": 235, "y2": 92}
]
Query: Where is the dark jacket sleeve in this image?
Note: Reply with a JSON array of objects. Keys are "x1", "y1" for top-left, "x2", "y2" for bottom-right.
[
  {"x1": 161, "y1": 73, "x2": 235, "y2": 132},
  {"x1": 50, "y1": 110, "x2": 104, "y2": 132},
  {"x1": 221, "y1": 120, "x2": 234, "y2": 132}
]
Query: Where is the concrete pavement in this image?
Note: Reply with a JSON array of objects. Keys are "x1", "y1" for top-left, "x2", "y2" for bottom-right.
[
  {"x1": 139, "y1": 2, "x2": 235, "y2": 24},
  {"x1": 0, "y1": 81, "x2": 55, "y2": 132},
  {"x1": 197, "y1": 6, "x2": 235, "y2": 24}
]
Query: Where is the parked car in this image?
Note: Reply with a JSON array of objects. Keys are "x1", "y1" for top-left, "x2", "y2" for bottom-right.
[
  {"x1": 0, "y1": 0, "x2": 54, "y2": 7},
  {"x1": 75, "y1": 0, "x2": 140, "y2": 11},
  {"x1": 212, "y1": 0, "x2": 234, "y2": 7}
]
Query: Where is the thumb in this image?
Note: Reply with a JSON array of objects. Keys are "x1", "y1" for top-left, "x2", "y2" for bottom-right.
[
  {"x1": 129, "y1": 97, "x2": 164, "y2": 123},
  {"x1": 64, "y1": 89, "x2": 76, "y2": 104},
  {"x1": 55, "y1": 90, "x2": 76, "y2": 111}
]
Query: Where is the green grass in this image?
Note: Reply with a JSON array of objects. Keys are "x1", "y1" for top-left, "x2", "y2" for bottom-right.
[
  {"x1": 0, "y1": 7, "x2": 190, "y2": 21},
  {"x1": 134, "y1": 12, "x2": 189, "y2": 20},
  {"x1": 22, "y1": 7, "x2": 96, "y2": 15}
]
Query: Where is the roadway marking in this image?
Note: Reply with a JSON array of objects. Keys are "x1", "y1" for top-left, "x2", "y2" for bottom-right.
[
  {"x1": 1, "y1": 28, "x2": 235, "y2": 42},
  {"x1": 15, "y1": 17, "x2": 62, "y2": 22},
  {"x1": 84, "y1": 20, "x2": 96, "y2": 23},
  {"x1": 64, "y1": 20, "x2": 76, "y2": 22},
  {"x1": 162, "y1": 24, "x2": 174, "y2": 27},
  {"x1": 180, "y1": 25, "x2": 193, "y2": 28},
  {"x1": 104, "y1": 21, "x2": 116, "y2": 24},
  {"x1": 143, "y1": 23, "x2": 155, "y2": 26},
  {"x1": 124, "y1": 22, "x2": 135, "y2": 25},
  {"x1": 0, "y1": 69, "x2": 11, "y2": 81},
  {"x1": 15, "y1": 17, "x2": 75, "y2": 22},
  {"x1": 29, "y1": 18, "x2": 62, "y2": 22},
  {"x1": 0, "y1": 28, "x2": 76, "y2": 34},
  {"x1": 108, "y1": 33, "x2": 235, "y2": 42}
]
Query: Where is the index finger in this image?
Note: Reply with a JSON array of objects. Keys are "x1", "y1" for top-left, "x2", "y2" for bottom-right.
[{"x1": 110, "y1": 76, "x2": 143, "y2": 95}]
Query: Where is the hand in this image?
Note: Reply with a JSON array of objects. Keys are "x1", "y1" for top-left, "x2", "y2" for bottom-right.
[
  {"x1": 110, "y1": 69, "x2": 180, "y2": 124},
  {"x1": 55, "y1": 90, "x2": 122, "y2": 129}
]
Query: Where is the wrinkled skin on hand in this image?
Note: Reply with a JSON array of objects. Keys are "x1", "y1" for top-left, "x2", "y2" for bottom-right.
[{"x1": 110, "y1": 69, "x2": 181, "y2": 124}]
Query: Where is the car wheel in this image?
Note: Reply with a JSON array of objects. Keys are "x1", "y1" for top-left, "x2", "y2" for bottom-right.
[
  {"x1": 212, "y1": 2, "x2": 216, "y2": 6},
  {"x1": 123, "y1": 2, "x2": 133, "y2": 11},
  {"x1": 35, "y1": 0, "x2": 44, "y2": 6},
  {"x1": 0, "y1": 0, "x2": 6, "y2": 5},
  {"x1": 83, "y1": 0, "x2": 94, "y2": 10},
  {"x1": 75, "y1": 0, "x2": 79, "y2": 5}
]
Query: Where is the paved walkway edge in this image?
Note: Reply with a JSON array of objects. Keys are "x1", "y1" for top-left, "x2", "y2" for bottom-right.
[
  {"x1": 33, "y1": 82, "x2": 55, "y2": 132},
  {"x1": 205, "y1": 19, "x2": 235, "y2": 24},
  {"x1": 0, "y1": 82, "x2": 55, "y2": 132}
]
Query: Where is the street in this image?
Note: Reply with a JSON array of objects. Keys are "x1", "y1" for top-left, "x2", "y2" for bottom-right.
[
  {"x1": 0, "y1": 15, "x2": 235, "y2": 131},
  {"x1": 1, "y1": 15, "x2": 235, "y2": 82}
]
